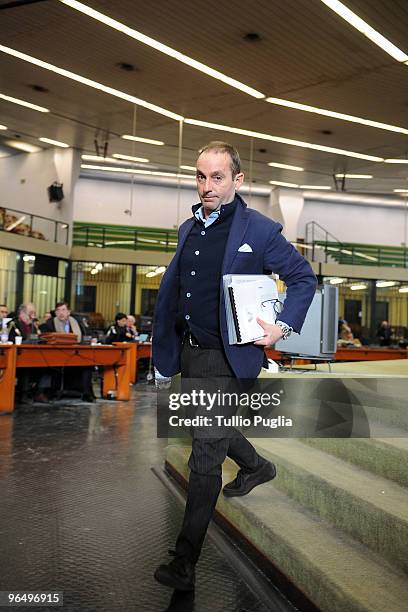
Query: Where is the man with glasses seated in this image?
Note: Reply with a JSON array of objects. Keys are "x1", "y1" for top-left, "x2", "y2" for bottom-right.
[{"x1": 43, "y1": 301, "x2": 96, "y2": 403}]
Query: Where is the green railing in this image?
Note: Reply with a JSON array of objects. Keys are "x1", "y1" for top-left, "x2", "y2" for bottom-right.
[
  {"x1": 305, "y1": 221, "x2": 408, "y2": 268},
  {"x1": 313, "y1": 241, "x2": 408, "y2": 267},
  {"x1": 73, "y1": 222, "x2": 178, "y2": 252}
]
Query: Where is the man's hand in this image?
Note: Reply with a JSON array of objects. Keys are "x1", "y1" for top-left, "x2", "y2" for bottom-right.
[{"x1": 253, "y1": 318, "x2": 284, "y2": 346}]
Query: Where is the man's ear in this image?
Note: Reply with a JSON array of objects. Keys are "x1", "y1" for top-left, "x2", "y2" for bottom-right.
[{"x1": 234, "y1": 172, "x2": 245, "y2": 190}]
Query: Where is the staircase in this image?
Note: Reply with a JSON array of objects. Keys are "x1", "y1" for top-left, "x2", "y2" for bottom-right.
[{"x1": 166, "y1": 406, "x2": 408, "y2": 611}]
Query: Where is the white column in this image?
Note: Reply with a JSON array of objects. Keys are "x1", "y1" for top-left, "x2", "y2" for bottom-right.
[{"x1": 269, "y1": 187, "x2": 304, "y2": 242}]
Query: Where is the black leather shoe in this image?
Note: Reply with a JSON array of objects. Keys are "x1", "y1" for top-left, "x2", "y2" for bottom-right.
[
  {"x1": 154, "y1": 551, "x2": 195, "y2": 591},
  {"x1": 223, "y1": 460, "x2": 277, "y2": 497}
]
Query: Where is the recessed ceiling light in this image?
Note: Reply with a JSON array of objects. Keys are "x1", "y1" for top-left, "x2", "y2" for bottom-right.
[
  {"x1": 243, "y1": 32, "x2": 262, "y2": 42},
  {"x1": 112, "y1": 153, "x2": 150, "y2": 163},
  {"x1": 399, "y1": 287, "x2": 408, "y2": 293},
  {"x1": 0, "y1": 124, "x2": 7, "y2": 130},
  {"x1": 269, "y1": 180, "x2": 299, "y2": 188},
  {"x1": 39, "y1": 137, "x2": 69, "y2": 148},
  {"x1": 328, "y1": 277, "x2": 345, "y2": 284},
  {"x1": 268, "y1": 162, "x2": 304, "y2": 171},
  {"x1": 0, "y1": 92, "x2": 50, "y2": 113},
  {"x1": 300, "y1": 185, "x2": 331, "y2": 190},
  {"x1": 81, "y1": 164, "x2": 193, "y2": 179},
  {"x1": 4, "y1": 139, "x2": 42, "y2": 153},
  {"x1": 265, "y1": 96, "x2": 408, "y2": 134},
  {"x1": 179, "y1": 165, "x2": 196, "y2": 171},
  {"x1": 319, "y1": 0, "x2": 408, "y2": 63},
  {"x1": 376, "y1": 281, "x2": 396, "y2": 288},
  {"x1": 385, "y1": 158, "x2": 408, "y2": 163},
  {"x1": 116, "y1": 62, "x2": 136, "y2": 72},
  {"x1": 28, "y1": 84, "x2": 49, "y2": 93},
  {"x1": 121, "y1": 135, "x2": 165, "y2": 145},
  {"x1": 185, "y1": 118, "x2": 384, "y2": 161},
  {"x1": 350, "y1": 284, "x2": 368, "y2": 291},
  {"x1": 335, "y1": 174, "x2": 373, "y2": 179},
  {"x1": 393, "y1": 189, "x2": 408, "y2": 193},
  {"x1": 58, "y1": 0, "x2": 265, "y2": 98},
  {"x1": 0, "y1": 44, "x2": 183, "y2": 121}
]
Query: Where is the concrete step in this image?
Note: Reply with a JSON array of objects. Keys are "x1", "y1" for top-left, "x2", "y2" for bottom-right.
[
  {"x1": 299, "y1": 436, "x2": 408, "y2": 488},
  {"x1": 252, "y1": 438, "x2": 408, "y2": 573},
  {"x1": 166, "y1": 444, "x2": 408, "y2": 612}
]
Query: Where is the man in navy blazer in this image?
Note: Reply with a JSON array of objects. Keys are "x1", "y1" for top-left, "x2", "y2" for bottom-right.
[{"x1": 154, "y1": 141, "x2": 317, "y2": 591}]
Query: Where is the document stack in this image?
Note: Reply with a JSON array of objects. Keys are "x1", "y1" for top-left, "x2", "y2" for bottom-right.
[{"x1": 223, "y1": 274, "x2": 279, "y2": 345}]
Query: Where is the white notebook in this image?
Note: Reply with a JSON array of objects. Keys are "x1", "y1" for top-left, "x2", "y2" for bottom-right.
[{"x1": 223, "y1": 274, "x2": 279, "y2": 345}]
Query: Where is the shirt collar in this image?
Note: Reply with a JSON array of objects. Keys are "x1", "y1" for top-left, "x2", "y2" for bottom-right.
[{"x1": 192, "y1": 195, "x2": 238, "y2": 228}]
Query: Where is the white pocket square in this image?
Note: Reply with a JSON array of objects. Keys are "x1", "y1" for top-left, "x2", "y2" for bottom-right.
[{"x1": 238, "y1": 243, "x2": 253, "y2": 253}]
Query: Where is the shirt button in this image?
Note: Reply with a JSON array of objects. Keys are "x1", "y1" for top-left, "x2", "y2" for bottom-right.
[
  {"x1": 195, "y1": 250, "x2": 200, "y2": 255},
  {"x1": 201, "y1": 230, "x2": 205, "y2": 236},
  {"x1": 185, "y1": 314, "x2": 190, "y2": 320},
  {"x1": 186, "y1": 292, "x2": 191, "y2": 298},
  {"x1": 191, "y1": 271, "x2": 196, "y2": 276}
]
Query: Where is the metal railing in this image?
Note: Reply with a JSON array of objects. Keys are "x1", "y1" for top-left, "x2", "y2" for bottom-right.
[
  {"x1": 305, "y1": 221, "x2": 408, "y2": 268},
  {"x1": 73, "y1": 223, "x2": 178, "y2": 252},
  {"x1": 0, "y1": 205, "x2": 69, "y2": 245}
]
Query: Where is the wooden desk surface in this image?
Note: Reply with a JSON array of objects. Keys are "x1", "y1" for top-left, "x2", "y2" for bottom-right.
[{"x1": 0, "y1": 344, "x2": 132, "y2": 413}]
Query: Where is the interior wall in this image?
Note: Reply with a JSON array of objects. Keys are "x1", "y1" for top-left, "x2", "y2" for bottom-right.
[
  {"x1": 0, "y1": 149, "x2": 77, "y2": 232},
  {"x1": 299, "y1": 199, "x2": 408, "y2": 246},
  {"x1": 73, "y1": 177, "x2": 270, "y2": 229}
]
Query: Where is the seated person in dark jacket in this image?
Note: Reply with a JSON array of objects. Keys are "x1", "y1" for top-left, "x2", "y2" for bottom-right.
[
  {"x1": 105, "y1": 312, "x2": 136, "y2": 343},
  {"x1": 8, "y1": 302, "x2": 39, "y2": 342},
  {"x1": 43, "y1": 301, "x2": 95, "y2": 402},
  {"x1": 8, "y1": 303, "x2": 50, "y2": 403}
]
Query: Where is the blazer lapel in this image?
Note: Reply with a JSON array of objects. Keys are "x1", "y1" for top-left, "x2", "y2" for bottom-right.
[{"x1": 222, "y1": 197, "x2": 250, "y2": 273}]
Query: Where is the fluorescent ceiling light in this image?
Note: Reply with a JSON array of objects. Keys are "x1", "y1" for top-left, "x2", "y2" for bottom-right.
[
  {"x1": 268, "y1": 162, "x2": 304, "y2": 171},
  {"x1": 269, "y1": 180, "x2": 299, "y2": 188},
  {"x1": 0, "y1": 125, "x2": 7, "y2": 130},
  {"x1": 265, "y1": 96, "x2": 408, "y2": 134},
  {"x1": 58, "y1": 0, "x2": 265, "y2": 99},
  {"x1": 300, "y1": 185, "x2": 331, "y2": 190},
  {"x1": 0, "y1": 92, "x2": 49, "y2": 113},
  {"x1": 179, "y1": 165, "x2": 196, "y2": 171},
  {"x1": 393, "y1": 189, "x2": 408, "y2": 193},
  {"x1": 328, "y1": 277, "x2": 345, "y2": 284},
  {"x1": 350, "y1": 284, "x2": 367, "y2": 290},
  {"x1": 112, "y1": 153, "x2": 149, "y2": 163},
  {"x1": 39, "y1": 137, "x2": 69, "y2": 148},
  {"x1": 0, "y1": 44, "x2": 183, "y2": 121},
  {"x1": 399, "y1": 287, "x2": 408, "y2": 293},
  {"x1": 81, "y1": 164, "x2": 193, "y2": 179},
  {"x1": 4, "y1": 139, "x2": 42, "y2": 153},
  {"x1": 319, "y1": 0, "x2": 408, "y2": 63},
  {"x1": 184, "y1": 118, "x2": 384, "y2": 162},
  {"x1": 335, "y1": 173, "x2": 373, "y2": 179},
  {"x1": 385, "y1": 159, "x2": 408, "y2": 163},
  {"x1": 376, "y1": 280, "x2": 396, "y2": 288},
  {"x1": 121, "y1": 135, "x2": 165, "y2": 145}
]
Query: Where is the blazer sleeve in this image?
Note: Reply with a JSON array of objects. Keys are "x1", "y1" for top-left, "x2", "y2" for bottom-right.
[{"x1": 263, "y1": 223, "x2": 317, "y2": 333}]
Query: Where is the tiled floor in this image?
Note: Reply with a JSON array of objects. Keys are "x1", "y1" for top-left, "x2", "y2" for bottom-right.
[{"x1": 0, "y1": 386, "x2": 275, "y2": 612}]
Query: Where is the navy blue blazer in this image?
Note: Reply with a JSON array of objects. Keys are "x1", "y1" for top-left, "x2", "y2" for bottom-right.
[{"x1": 153, "y1": 195, "x2": 317, "y2": 378}]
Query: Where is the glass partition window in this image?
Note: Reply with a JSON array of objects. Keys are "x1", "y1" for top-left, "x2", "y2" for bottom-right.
[
  {"x1": 324, "y1": 277, "x2": 408, "y2": 345},
  {"x1": 0, "y1": 248, "x2": 18, "y2": 312},
  {"x1": 23, "y1": 254, "x2": 67, "y2": 316},
  {"x1": 134, "y1": 265, "x2": 165, "y2": 317},
  {"x1": 71, "y1": 262, "x2": 132, "y2": 327}
]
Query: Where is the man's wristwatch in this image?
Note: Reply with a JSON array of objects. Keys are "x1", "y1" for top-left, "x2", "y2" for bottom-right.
[{"x1": 275, "y1": 320, "x2": 293, "y2": 340}]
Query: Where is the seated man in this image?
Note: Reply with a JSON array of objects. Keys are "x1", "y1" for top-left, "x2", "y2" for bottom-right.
[
  {"x1": 105, "y1": 312, "x2": 136, "y2": 343},
  {"x1": 0, "y1": 303, "x2": 8, "y2": 328},
  {"x1": 8, "y1": 302, "x2": 39, "y2": 342},
  {"x1": 43, "y1": 301, "x2": 96, "y2": 402},
  {"x1": 8, "y1": 303, "x2": 50, "y2": 403}
]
